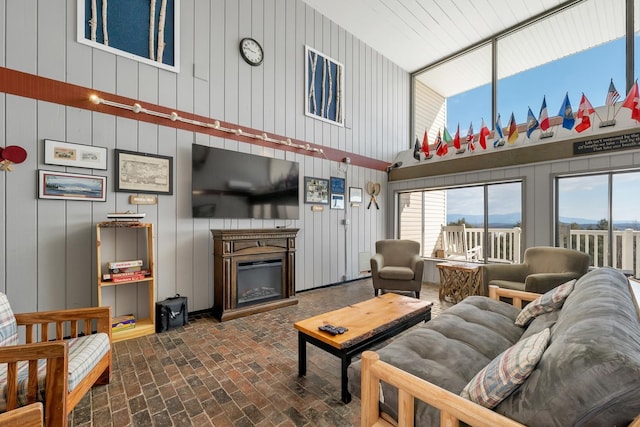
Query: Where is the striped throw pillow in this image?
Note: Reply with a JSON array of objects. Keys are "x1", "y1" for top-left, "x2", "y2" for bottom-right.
[
  {"x1": 460, "y1": 328, "x2": 550, "y2": 408},
  {"x1": 515, "y1": 279, "x2": 576, "y2": 326},
  {"x1": 0, "y1": 293, "x2": 17, "y2": 347}
]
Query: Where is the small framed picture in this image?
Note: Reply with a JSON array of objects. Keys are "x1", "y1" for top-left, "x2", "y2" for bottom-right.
[
  {"x1": 38, "y1": 170, "x2": 107, "y2": 201},
  {"x1": 115, "y1": 149, "x2": 173, "y2": 195},
  {"x1": 304, "y1": 176, "x2": 329, "y2": 204},
  {"x1": 331, "y1": 193, "x2": 345, "y2": 209},
  {"x1": 44, "y1": 139, "x2": 108, "y2": 170},
  {"x1": 349, "y1": 187, "x2": 363, "y2": 203},
  {"x1": 330, "y1": 176, "x2": 345, "y2": 194}
]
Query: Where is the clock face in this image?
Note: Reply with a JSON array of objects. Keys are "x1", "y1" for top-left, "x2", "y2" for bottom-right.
[{"x1": 240, "y1": 38, "x2": 263, "y2": 66}]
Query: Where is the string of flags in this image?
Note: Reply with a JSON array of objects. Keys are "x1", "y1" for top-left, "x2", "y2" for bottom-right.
[{"x1": 414, "y1": 78, "x2": 640, "y2": 161}]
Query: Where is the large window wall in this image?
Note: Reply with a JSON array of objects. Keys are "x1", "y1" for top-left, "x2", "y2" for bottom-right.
[
  {"x1": 413, "y1": 0, "x2": 630, "y2": 142},
  {"x1": 398, "y1": 181, "x2": 522, "y2": 263},
  {"x1": 556, "y1": 170, "x2": 640, "y2": 276}
]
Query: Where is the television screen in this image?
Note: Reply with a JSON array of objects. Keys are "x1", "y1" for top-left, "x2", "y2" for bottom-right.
[{"x1": 192, "y1": 144, "x2": 300, "y2": 219}]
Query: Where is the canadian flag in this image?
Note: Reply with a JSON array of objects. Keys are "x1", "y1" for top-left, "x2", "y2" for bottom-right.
[
  {"x1": 575, "y1": 93, "x2": 595, "y2": 133},
  {"x1": 622, "y1": 80, "x2": 640, "y2": 122}
]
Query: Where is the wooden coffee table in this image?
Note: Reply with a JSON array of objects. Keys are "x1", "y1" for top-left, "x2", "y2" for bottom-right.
[{"x1": 294, "y1": 293, "x2": 432, "y2": 403}]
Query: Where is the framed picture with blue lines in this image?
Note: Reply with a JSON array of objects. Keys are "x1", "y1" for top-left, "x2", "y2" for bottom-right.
[{"x1": 305, "y1": 45, "x2": 344, "y2": 127}]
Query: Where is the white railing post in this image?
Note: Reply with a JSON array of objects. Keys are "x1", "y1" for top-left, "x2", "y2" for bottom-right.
[
  {"x1": 622, "y1": 229, "x2": 635, "y2": 272},
  {"x1": 513, "y1": 227, "x2": 521, "y2": 263}
]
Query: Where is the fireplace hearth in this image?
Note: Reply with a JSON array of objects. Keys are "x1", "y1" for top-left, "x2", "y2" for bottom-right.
[{"x1": 212, "y1": 228, "x2": 299, "y2": 321}]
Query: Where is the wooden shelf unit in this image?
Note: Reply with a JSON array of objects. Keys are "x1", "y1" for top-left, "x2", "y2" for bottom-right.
[{"x1": 96, "y1": 222, "x2": 155, "y2": 342}]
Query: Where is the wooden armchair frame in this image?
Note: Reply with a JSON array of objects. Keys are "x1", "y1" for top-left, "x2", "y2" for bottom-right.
[{"x1": 0, "y1": 306, "x2": 111, "y2": 427}]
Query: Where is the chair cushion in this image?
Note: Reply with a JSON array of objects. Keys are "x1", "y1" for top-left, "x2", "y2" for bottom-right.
[
  {"x1": 515, "y1": 279, "x2": 575, "y2": 326},
  {"x1": 0, "y1": 294, "x2": 17, "y2": 347},
  {"x1": 379, "y1": 266, "x2": 414, "y2": 281},
  {"x1": 460, "y1": 328, "x2": 550, "y2": 408},
  {"x1": 0, "y1": 332, "x2": 110, "y2": 412}
]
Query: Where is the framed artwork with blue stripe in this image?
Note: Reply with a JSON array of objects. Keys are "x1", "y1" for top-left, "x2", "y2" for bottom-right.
[
  {"x1": 77, "y1": 0, "x2": 180, "y2": 73},
  {"x1": 305, "y1": 45, "x2": 344, "y2": 127}
]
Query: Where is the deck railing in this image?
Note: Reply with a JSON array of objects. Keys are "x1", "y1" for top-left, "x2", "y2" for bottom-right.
[
  {"x1": 464, "y1": 227, "x2": 522, "y2": 264},
  {"x1": 559, "y1": 228, "x2": 640, "y2": 277}
]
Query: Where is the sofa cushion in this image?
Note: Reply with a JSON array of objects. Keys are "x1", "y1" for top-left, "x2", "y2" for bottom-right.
[
  {"x1": 0, "y1": 332, "x2": 110, "y2": 412},
  {"x1": 348, "y1": 295, "x2": 524, "y2": 425},
  {"x1": 460, "y1": 328, "x2": 550, "y2": 408},
  {"x1": 495, "y1": 267, "x2": 640, "y2": 426},
  {"x1": 0, "y1": 294, "x2": 18, "y2": 347},
  {"x1": 515, "y1": 279, "x2": 575, "y2": 326}
]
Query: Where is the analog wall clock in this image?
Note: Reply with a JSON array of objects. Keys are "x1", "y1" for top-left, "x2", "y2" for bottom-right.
[{"x1": 239, "y1": 37, "x2": 264, "y2": 66}]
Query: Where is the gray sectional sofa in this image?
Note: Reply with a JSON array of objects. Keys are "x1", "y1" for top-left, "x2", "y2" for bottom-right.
[{"x1": 348, "y1": 267, "x2": 640, "y2": 426}]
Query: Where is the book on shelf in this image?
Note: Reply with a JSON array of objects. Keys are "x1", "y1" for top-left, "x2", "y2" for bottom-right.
[
  {"x1": 103, "y1": 269, "x2": 151, "y2": 281},
  {"x1": 112, "y1": 314, "x2": 136, "y2": 332},
  {"x1": 110, "y1": 273, "x2": 148, "y2": 283},
  {"x1": 108, "y1": 259, "x2": 143, "y2": 270}
]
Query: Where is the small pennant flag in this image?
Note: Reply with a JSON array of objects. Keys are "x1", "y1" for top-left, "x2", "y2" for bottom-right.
[
  {"x1": 493, "y1": 114, "x2": 504, "y2": 147},
  {"x1": 507, "y1": 113, "x2": 519, "y2": 144},
  {"x1": 622, "y1": 80, "x2": 640, "y2": 122},
  {"x1": 558, "y1": 92, "x2": 575, "y2": 130},
  {"x1": 606, "y1": 79, "x2": 621, "y2": 106},
  {"x1": 539, "y1": 96, "x2": 550, "y2": 131},
  {"x1": 466, "y1": 122, "x2": 475, "y2": 152},
  {"x1": 421, "y1": 130, "x2": 431, "y2": 157},
  {"x1": 443, "y1": 126, "x2": 453, "y2": 146},
  {"x1": 479, "y1": 118, "x2": 490, "y2": 150},
  {"x1": 526, "y1": 107, "x2": 539, "y2": 138},
  {"x1": 435, "y1": 130, "x2": 448, "y2": 156},
  {"x1": 453, "y1": 123, "x2": 463, "y2": 152},
  {"x1": 413, "y1": 137, "x2": 421, "y2": 160},
  {"x1": 575, "y1": 93, "x2": 595, "y2": 133}
]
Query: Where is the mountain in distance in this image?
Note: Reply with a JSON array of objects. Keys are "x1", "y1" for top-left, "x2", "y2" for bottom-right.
[
  {"x1": 447, "y1": 213, "x2": 520, "y2": 227},
  {"x1": 448, "y1": 212, "x2": 638, "y2": 229}
]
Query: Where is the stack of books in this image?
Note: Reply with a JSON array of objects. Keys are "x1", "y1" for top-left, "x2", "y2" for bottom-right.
[
  {"x1": 104, "y1": 259, "x2": 151, "y2": 282},
  {"x1": 112, "y1": 314, "x2": 136, "y2": 332}
]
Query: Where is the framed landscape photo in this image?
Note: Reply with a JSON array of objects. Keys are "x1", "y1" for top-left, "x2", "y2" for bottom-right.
[
  {"x1": 38, "y1": 170, "x2": 107, "y2": 201},
  {"x1": 304, "y1": 176, "x2": 329, "y2": 204},
  {"x1": 44, "y1": 139, "x2": 108, "y2": 170},
  {"x1": 115, "y1": 149, "x2": 173, "y2": 195}
]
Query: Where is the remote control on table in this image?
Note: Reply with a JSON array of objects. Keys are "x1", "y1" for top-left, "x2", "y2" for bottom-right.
[{"x1": 318, "y1": 324, "x2": 348, "y2": 335}]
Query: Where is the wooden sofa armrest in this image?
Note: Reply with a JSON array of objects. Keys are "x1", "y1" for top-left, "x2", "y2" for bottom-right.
[
  {"x1": 14, "y1": 307, "x2": 111, "y2": 343},
  {"x1": 361, "y1": 351, "x2": 525, "y2": 427},
  {"x1": 0, "y1": 402, "x2": 44, "y2": 427},
  {"x1": 488, "y1": 285, "x2": 541, "y2": 308},
  {"x1": 0, "y1": 342, "x2": 67, "y2": 426}
]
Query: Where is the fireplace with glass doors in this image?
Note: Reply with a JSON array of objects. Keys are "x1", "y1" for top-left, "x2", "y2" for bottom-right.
[{"x1": 211, "y1": 228, "x2": 299, "y2": 321}]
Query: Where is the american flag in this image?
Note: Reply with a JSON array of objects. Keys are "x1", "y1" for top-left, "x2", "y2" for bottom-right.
[{"x1": 606, "y1": 79, "x2": 620, "y2": 106}]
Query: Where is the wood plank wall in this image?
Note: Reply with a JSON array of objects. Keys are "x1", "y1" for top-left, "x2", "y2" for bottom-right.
[{"x1": 0, "y1": 0, "x2": 410, "y2": 314}]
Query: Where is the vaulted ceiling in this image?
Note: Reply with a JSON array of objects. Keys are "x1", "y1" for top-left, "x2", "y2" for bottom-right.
[{"x1": 302, "y1": 0, "x2": 627, "y2": 96}]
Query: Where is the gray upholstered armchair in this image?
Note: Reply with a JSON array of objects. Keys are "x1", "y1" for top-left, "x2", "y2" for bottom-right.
[
  {"x1": 482, "y1": 246, "x2": 591, "y2": 294},
  {"x1": 371, "y1": 240, "x2": 424, "y2": 298}
]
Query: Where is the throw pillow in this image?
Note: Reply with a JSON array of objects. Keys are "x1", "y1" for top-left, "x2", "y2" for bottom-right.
[
  {"x1": 515, "y1": 279, "x2": 576, "y2": 327},
  {"x1": 460, "y1": 328, "x2": 550, "y2": 409}
]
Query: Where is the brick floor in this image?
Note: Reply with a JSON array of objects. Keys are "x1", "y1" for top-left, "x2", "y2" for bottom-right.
[{"x1": 69, "y1": 279, "x2": 449, "y2": 426}]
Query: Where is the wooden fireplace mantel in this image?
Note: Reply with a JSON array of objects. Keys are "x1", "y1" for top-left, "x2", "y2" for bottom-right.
[{"x1": 211, "y1": 228, "x2": 299, "y2": 321}]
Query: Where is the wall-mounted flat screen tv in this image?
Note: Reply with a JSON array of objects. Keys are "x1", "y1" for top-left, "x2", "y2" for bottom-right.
[{"x1": 192, "y1": 144, "x2": 300, "y2": 219}]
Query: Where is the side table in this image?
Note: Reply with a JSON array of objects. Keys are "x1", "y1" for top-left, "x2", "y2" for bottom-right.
[{"x1": 437, "y1": 261, "x2": 482, "y2": 303}]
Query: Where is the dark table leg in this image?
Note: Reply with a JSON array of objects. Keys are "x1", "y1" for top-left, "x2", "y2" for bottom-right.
[
  {"x1": 341, "y1": 354, "x2": 352, "y2": 403},
  {"x1": 298, "y1": 332, "x2": 307, "y2": 377}
]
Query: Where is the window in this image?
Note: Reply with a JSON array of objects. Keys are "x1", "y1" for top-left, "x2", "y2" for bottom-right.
[
  {"x1": 556, "y1": 171, "x2": 640, "y2": 276},
  {"x1": 398, "y1": 181, "x2": 522, "y2": 262},
  {"x1": 412, "y1": 0, "x2": 628, "y2": 145}
]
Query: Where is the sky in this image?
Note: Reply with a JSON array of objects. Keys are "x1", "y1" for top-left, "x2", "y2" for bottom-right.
[
  {"x1": 442, "y1": 36, "x2": 640, "y2": 224},
  {"x1": 446, "y1": 37, "x2": 629, "y2": 133}
]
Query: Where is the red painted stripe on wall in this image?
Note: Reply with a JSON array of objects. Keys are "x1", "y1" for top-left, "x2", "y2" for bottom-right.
[{"x1": 0, "y1": 67, "x2": 389, "y2": 171}]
